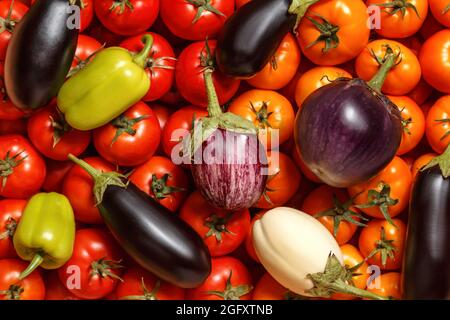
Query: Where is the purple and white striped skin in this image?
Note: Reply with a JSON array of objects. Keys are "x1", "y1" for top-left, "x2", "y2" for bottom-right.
[
  {"x1": 295, "y1": 78, "x2": 403, "y2": 188},
  {"x1": 191, "y1": 128, "x2": 267, "y2": 211}
]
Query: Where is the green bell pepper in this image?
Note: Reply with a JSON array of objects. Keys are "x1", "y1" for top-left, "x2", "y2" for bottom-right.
[
  {"x1": 57, "y1": 34, "x2": 153, "y2": 131},
  {"x1": 13, "y1": 192, "x2": 75, "y2": 279}
]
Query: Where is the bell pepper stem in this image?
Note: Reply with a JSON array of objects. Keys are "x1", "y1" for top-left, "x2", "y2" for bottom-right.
[
  {"x1": 19, "y1": 253, "x2": 44, "y2": 280},
  {"x1": 67, "y1": 154, "x2": 100, "y2": 179},
  {"x1": 367, "y1": 46, "x2": 398, "y2": 93},
  {"x1": 204, "y1": 69, "x2": 222, "y2": 118},
  {"x1": 133, "y1": 34, "x2": 154, "y2": 69}
]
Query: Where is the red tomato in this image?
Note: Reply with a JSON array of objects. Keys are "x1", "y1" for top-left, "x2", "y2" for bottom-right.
[
  {"x1": 0, "y1": 118, "x2": 27, "y2": 135},
  {"x1": 429, "y1": 0, "x2": 450, "y2": 27},
  {"x1": 0, "y1": 259, "x2": 45, "y2": 300},
  {"x1": 253, "y1": 272, "x2": 291, "y2": 300},
  {"x1": 152, "y1": 103, "x2": 172, "y2": 131},
  {"x1": 0, "y1": 0, "x2": 28, "y2": 60},
  {"x1": 0, "y1": 76, "x2": 24, "y2": 120},
  {"x1": 94, "y1": 0, "x2": 159, "y2": 36},
  {"x1": 245, "y1": 211, "x2": 265, "y2": 263},
  {"x1": 62, "y1": 157, "x2": 115, "y2": 224},
  {"x1": 27, "y1": 106, "x2": 91, "y2": 161},
  {"x1": 58, "y1": 229, "x2": 124, "y2": 300},
  {"x1": 175, "y1": 40, "x2": 240, "y2": 108},
  {"x1": 0, "y1": 135, "x2": 46, "y2": 199},
  {"x1": 186, "y1": 257, "x2": 253, "y2": 300},
  {"x1": 71, "y1": 34, "x2": 102, "y2": 69},
  {"x1": 236, "y1": 0, "x2": 250, "y2": 8},
  {"x1": 115, "y1": 266, "x2": 185, "y2": 300},
  {"x1": 160, "y1": 0, "x2": 234, "y2": 41},
  {"x1": 45, "y1": 271, "x2": 80, "y2": 300},
  {"x1": 120, "y1": 32, "x2": 176, "y2": 101},
  {"x1": 161, "y1": 105, "x2": 208, "y2": 158},
  {"x1": 93, "y1": 102, "x2": 161, "y2": 167},
  {"x1": 180, "y1": 191, "x2": 250, "y2": 257},
  {"x1": 86, "y1": 18, "x2": 125, "y2": 46},
  {"x1": 0, "y1": 199, "x2": 26, "y2": 259},
  {"x1": 129, "y1": 156, "x2": 189, "y2": 212},
  {"x1": 42, "y1": 160, "x2": 73, "y2": 193}
]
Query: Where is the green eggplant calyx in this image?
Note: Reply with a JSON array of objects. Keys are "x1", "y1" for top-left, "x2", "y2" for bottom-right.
[
  {"x1": 150, "y1": 174, "x2": 185, "y2": 200},
  {"x1": 288, "y1": 0, "x2": 321, "y2": 33},
  {"x1": 306, "y1": 253, "x2": 390, "y2": 300},
  {"x1": 19, "y1": 253, "x2": 44, "y2": 280},
  {"x1": 133, "y1": 35, "x2": 154, "y2": 69},
  {"x1": 422, "y1": 144, "x2": 450, "y2": 178},
  {"x1": 0, "y1": 217, "x2": 17, "y2": 240},
  {"x1": 0, "y1": 150, "x2": 27, "y2": 191},
  {"x1": 305, "y1": 13, "x2": 340, "y2": 53},
  {"x1": 90, "y1": 258, "x2": 124, "y2": 282},
  {"x1": 205, "y1": 271, "x2": 253, "y2": 300},
  {"x1": 67, "y1": 154, "x2": 128, "y2": 205},
  {"x1": 204, "y1": 214, "x2": 236, "y2": 242},
  {"x1": 120, "y1": 278, "x2": 160, "y2": 300},
  {"x1": 283, "y1": 291, "x2": 310, "y2": 300},
  {"x1": 50, "y1": 111, "x2": 72, "y2": 148},
  {"x1": 0, "y1": 0, "x2": 18, "y2": 34},
  {"x1": 367, "y1": 45, "x2": 402, "y2": 93},
  {"x1": 0, "y1": 284, "x2": 24, "y2": 300},
  {"x1": 186, "y1": 0, "x2": 226, "y2": 24},
  {"x1": 109, "y1": 0, "x2": 134, "y2": 14},
  {"x1": 110, "y1": 114, "x2": 150, "y2": 146},
  {"x1": 366, "y1": 227, "x2": 398, "y2": 267},
  {"x1": 373, "y1": 0, "x2": 421, "y2": 19},
  {"x1": 315, "y1": 194, "x2": 368, "y2": 237}
]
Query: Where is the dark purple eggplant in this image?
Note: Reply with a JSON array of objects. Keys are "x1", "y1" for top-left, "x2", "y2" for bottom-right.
[
  {"x1": 189, "y1": 50, "x2": 267, "y2": 211},
  {"x1": 402, "y1": 150, "x2": 450, "y2": 300},
  {"x1": 294, "y1": 46, "x2": 402, "y2": 188},
  {"x1": 67, "y1": 155, "x2": 211, "y2": 288},
  {"x1": 5, "y1": 0, "x2": 78, "y2": 110},
  {"x1": 216, "y1": 0, "x2": 318, "y2": 78}
]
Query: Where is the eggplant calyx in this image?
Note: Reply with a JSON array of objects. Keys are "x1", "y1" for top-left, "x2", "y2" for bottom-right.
[
  {"x1": 315, "y1": 194, "x2": 368, "y2": 237},
  {"x1": 367, "y1": 45, "x2": 402, "y2": 93},
  {"x1": 120, "y1": 278, "x2": 161, "y2": 300},
  {"x1": 67, "y1": 154, "x2": 129, "y2": 205},
  {"x1": 109, "y1": 0, "x2": 134, "y2": 14},
  {"x1": 356, "y1": 183, "x2": 398, "y2": 228},
  {"x1": 205, "y1": 271, "x2": 253, "y2": 300},
  {"x1": 305, "y1": 13, "x2": 340, "y2": 53},
  {"x1": 110, "y1": 114, "x2": 150, "y2": 146},
  {"x1": 0, "y1": 217, "x2": 17, "y2": 240},
  {"x1": 50, "y1": 112, "x2": 72, "y2": 148},
  {"x1": 204, "y1": 214, "x2": 236, "y2": 242},
  {"x1": 133, "y1": 35, "x2": 154, "y2": 69},
  {"x1": 0, "y1": 284, "x2": 24, "y2": 300},
  {"x1": 366, "y1": 227, "x2": 397, "y2": 267},
  {"x1": 150, "y1": 174, "x2": 185, "y2": 200},
  {"x1": 90, "y1": 258, "x2": 124, "y2": 282},
  {"x1": 186, "y1": 0, "x2": 226, "y2": 24},
  {"x1": 288, "y1": 0, "x2": 321, "y2": 33},
  {"x1": 373, "y1": 0, "x2": 421, "y2": 19},
  {"x1": 0, "y1": 0, "x2": 18, "y2": 34},
  {"x1": 305, "y1": 253, "x2": 390, "y2": 300},
  {"x1": 283, "y1": 291, "x2": 310, "y2": 300},
  {"x1": 0, "y1": 150, "x2": 27, "y2": 191},
  {"x1": 443, "y1": 4, "x2": 450, "y2": 14},
  {"x1": 422, "y1": 144, "x2": 450, "y2": 178}
]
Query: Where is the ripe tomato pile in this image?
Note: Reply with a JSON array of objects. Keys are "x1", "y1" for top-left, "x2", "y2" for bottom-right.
[{"x1": 0, "y1": 0, "x2": 449, "y2": 301}]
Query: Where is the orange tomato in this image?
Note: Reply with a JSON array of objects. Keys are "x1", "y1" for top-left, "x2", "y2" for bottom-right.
[
  {"x1": 355, "y1": 39, "x2": 421, "y2": 95},
  {"x1": 367, "y1": 272, "x2": 402, "y2": 299},
  {"x1": 252, "y1": 272, "x2": 290, "y2": 300},
  {"x1": 255, "y1": 151, "x2": 301, "y2": 209},
  {"x1": 419, "y1": 29, "x2": 450, "y2": 93},
  {"x1": 429, "y1": 0, "x2": 450, "y2": 27},
  {"x1": 294, "y1": 66, "x2": 352, "y2": 109},
  {"x1": 359, "y1": 219, "x2": 406, "y2": 271},
  {"x1": 244, "y1": 211, "x2": 265, "y2": 263},
  {"x1": 407, "y1": 78, "x2": 433, "y2": 105},
  {"x1": 332, "y1": 244, "x2": 369, "y2": 300},
  {"x1": 398, "y1": 35, "x2": 423, "y2": 56},
  {"x1": 425, "y1": 95, "x2": 450, "y2": 153},
  {"x1": 411, "y1": 153, "x2": 437, "y2": 178},
  {"x1": 247, "y1": 34, "x2": 301, "y2": 90},
  {"x1": 228, "y1": 90, "x2": 295, "y2": 149},
  {"x1": 348, "y1": 157, "x2": 412, "y2": 222},
  {"x1": 388, "y1": 96, "x2": 425, "y2": 155},
  {"x1": 366, "y1": 0, "x2": 428, "y2": 38},
  {"x1": 420, "y1": 10, "x2": 444, "y2": 38},
  {"x1": 302, "y1": 185, "x2": 365, "y2": 245},
  {"x1": 297, "y1": 0, "x2": 370, "y2": 66}
]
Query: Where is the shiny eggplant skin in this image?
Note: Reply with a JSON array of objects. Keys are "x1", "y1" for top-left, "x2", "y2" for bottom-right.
[
  {"x1": 402, "y1": 165, "x2": 450, "y2": 300},
  {"x1": 100, "y1": 183, "x2": 211, "y2": 288},
  {"x1": 216, "y1": 0, "x2": 295, "y2": 78},
  {"x1": 5, "y1": 0, "x2": 78, "y2": 110}
]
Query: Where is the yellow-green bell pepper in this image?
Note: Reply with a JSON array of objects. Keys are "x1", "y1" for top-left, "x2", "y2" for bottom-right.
[
  {"x1": 57, "y1": 34, "x2": 153, "y2": 131},
  {"x1": 13, "y1": 192, "x2": 75, "y2": 279}
]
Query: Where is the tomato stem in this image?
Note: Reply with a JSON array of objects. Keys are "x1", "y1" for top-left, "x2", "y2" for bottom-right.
[
  {"x1": 110, "y1": 114, "x2": 150, "y2": 146},
  {"x1": 150, "y1": 174, "x2": 185, "y2": 200},
  {"x1": 0, "y1": 217, "x2": 17, "y2": 240},
  {"x1": 109, "y1": 0, "x2": 134, "y2": 14},
  {"x1": 186, "y1": 0, "x2": 226, "y2": 24},
  {"x1": 0, "y1": 150, "x2": 27, "y2": 191}
]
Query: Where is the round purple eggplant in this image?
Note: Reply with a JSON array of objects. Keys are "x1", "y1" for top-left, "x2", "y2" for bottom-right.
[{"x1": 294, "y1": 46, "x2": 403, "y2": 188}]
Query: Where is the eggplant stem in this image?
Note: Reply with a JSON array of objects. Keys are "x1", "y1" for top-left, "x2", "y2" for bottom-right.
[
  {"x1": 19, "y1": 253, "x2": 44, "y2": 280},
  {"x1": 367, "y1": 45, "x2": 400, "y2": 93},
  {"x1": 133, "y1": 35, "x2": 154, "y2": 69},
  {"x1": 204, "y1": 69, "x2": 223, "y2": 118}
]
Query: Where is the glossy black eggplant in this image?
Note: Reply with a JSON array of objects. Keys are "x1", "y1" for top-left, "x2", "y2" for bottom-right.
[
  {"x1": 5, "y1": 0, "x2": 78, "y2": 110},
  {"x1": 216, "y1": 0, "x2": 317, "y2": 78},
  {"x1": 402, "y1": 152, "x2": 450, "y2": 300},
  {"x1": 68, "y1": 155, "x2": 212, "y2": 289}
]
